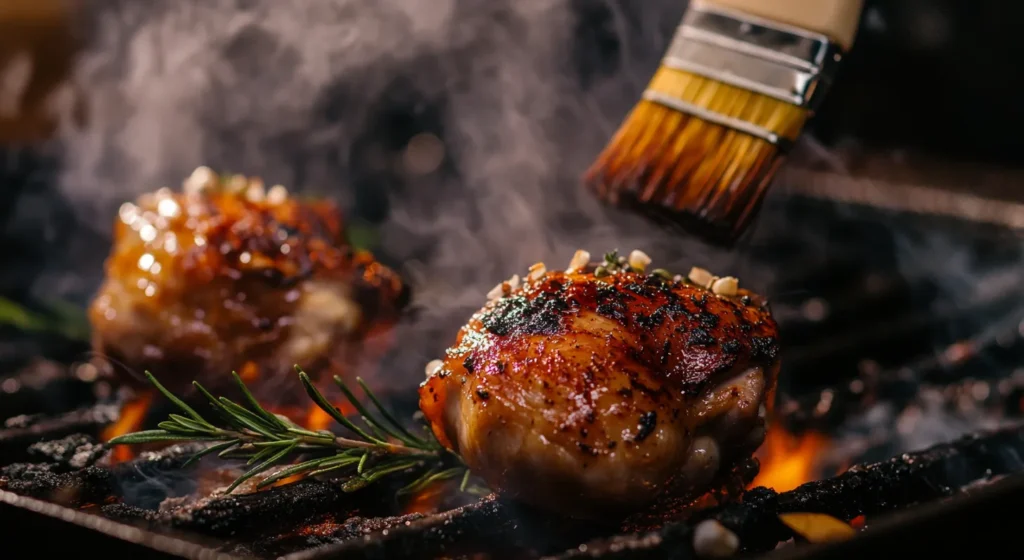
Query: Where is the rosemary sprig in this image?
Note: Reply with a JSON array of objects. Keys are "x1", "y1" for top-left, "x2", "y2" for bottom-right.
[
  {"x1": 108, "y1": 366, "x2": 484, "y2": 496},
  {"x1": 0, "y1": 296, "x2": 89, "y2": 341}
]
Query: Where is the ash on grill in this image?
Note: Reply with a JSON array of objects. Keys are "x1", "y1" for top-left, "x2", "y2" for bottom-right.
[
  {"x1": 3, "y1": 424, "x2": 1024, "y2": 559},
  {"x1": 1, "y1": 275, "x2": 1023, "y2": 558},
  {"x1": 0, "y1": 306, "x2": 1021, "y2": 560}
]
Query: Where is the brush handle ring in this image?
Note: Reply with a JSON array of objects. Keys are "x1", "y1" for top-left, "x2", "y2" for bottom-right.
[
  {"x1": 666, "y1": 4, "x2": 846, "y2": 110},
  {"x1": 692, "y1": 0, "x2": 865, "y2": 51}
]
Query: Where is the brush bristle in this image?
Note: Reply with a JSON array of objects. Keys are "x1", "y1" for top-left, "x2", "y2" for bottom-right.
[{"x1": 585, "y1": 67, "x2": 810, "y2": 244}]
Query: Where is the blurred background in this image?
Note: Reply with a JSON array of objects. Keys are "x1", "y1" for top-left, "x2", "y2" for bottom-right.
[{"x1": 0, "y1": 0, "x2": 1022, "y2": 470}]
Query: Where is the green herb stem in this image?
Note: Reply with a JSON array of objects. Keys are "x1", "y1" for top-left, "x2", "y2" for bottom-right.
[{"x1": 106, "y1": 366, "x2": 476, "y2": 499}]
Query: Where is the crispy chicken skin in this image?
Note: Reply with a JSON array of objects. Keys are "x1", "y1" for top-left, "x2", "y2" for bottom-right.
[
  {"x1": 419, "y1": 251, "x2": 779, "y2": 519},
  {"x1": 88, "y1": 167, "x2": 407, "y2": 396}
]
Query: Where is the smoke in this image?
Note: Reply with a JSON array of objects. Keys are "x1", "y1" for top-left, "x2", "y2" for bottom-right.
[
  {"x1": 50, "y1": 0, "x2": 744, "y2": 383},
  {"x1": 26, "y1": 0, "x2": 1024, "y2": 458},
  {"x1": 117, "y1": 461, "x2": 203, "y2": 510}
]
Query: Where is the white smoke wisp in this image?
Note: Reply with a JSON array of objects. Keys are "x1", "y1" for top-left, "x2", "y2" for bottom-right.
[
  {"x1": 51, "y1": 0, "x2": 759, "y2": 384},
  {"x1": 45, "y1": 0, "x2": 1024, "y2": 438}
]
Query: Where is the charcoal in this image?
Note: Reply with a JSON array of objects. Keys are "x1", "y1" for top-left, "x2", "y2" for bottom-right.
[
  {"x1": 540, "y1": 525, "x2": 697, "y2": 560},
  {"x1": 544, "y1": 424, "x2": 1024, "y2": 560},
  {"x1": 282, "y1": 496, "x2": 518, "y2": 560},
  {"x1": 0, "y1": 464, "x2": 115, "y2": 506},
  {"x1": 0, "y1": 462, "x2": 56, "y2": 484},
  {"x1": 0, "y1": 404, "x2": 119, "y2": 465},
  {"x1": 101, "y1": 502, "x2": 161, "y2": 522},
  {"x1": 123, "y1": 443, "x2": 210, "y2": 469},
  {"x1": 241, "y1": 512, "x2": 430, "y2": 558},
  {"x1": 311, "y1": 512, "x2": 429, "y2": 543},
  {"x1": 26, "y1": 433, "x2": 107, "y2": 470},
  {"x1": 164, "y1": 478, "x2": 364, "y2": 538},
  {"x1": 767, "y1": 427, "x2": 1024, "y2": 521},
  {"x1": 0, "y1": 442, "x2": 204, "y2": 506},
  {"x1": 276, "y1": 496, "x2": 631, "y2": 560},
  {"x1": 154, "y1": 469, "x2": 452, "y2": 541}
]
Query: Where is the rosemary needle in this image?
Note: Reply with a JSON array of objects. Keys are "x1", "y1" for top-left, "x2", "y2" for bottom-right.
[{"x1": 108, "y1": 366, "x2": 480, "y2": 498}]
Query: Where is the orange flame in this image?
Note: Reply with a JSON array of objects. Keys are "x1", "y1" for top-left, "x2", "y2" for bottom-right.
[
  {"x1": 238, "y1": 360, "x2": 260, "y2": 382},
  {"x1": 402, "y1": 482, "x2": 446, "y2": 515},
  {"x1": 267, "y1": 473, "x2": 305, "y2": 488},
  {"x1": 750, "y1": 427, "x2": 830, "y2": 492},
  {"x1": 303, "y1": 401, "x2": 358, "y2": 431},
  {"x1": 100, "y1": 373, "x2": 363, "y2": 467},
  {"x1": 306, "y1": 406, "x2": 336, "y2": 432},
  {"x1": 264, "y1": 401, "x2": 358, "y2": 432},
  {"x1": 102, "y1": 391, "x2": 155, "y2": 463}
]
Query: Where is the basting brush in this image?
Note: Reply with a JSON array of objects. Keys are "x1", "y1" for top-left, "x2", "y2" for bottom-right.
[{"x1": 584, "y1": 0, "x2": 865, "y2": 244}]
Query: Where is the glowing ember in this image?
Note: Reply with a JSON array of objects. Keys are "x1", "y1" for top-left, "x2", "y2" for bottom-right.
[
  {"x1": 305, "y1": 401, "x2": 357, "y2": 431},
  {"x1": 238, "y1": 360, "x2": 260, "y2": 382},
  {"x1": 297, "y1": 518, "x2": 344, "y2": 537},
  {"x1": 750, "y1": 427, "x2": 830, "y2": 492},
  {"x1": 267, "y1": 473, "x2": 305, "y2": 488},
  {"x1": 402, "y1": 482, "x2": 446, "y2": 515},
  {"x1": 265, "y1": 400, "x2": 359, "y2": 432},
  {"x1": 101, "y1": 391, "x2": 154, "y2": 463}
]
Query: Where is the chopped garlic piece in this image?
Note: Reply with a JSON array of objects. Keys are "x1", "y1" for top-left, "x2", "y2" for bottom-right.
[
  {"x1": 693, "y1": 519, "x2": 739, "y2": 558},
  {"x1": 184, "y1": 166, "x2": 217, "y2": 195},
  {"x1": 267, "y1": 184, "x2": 288, "y2": 204},
  {"x1": 424, "y1": 359, "x2": 444, "y2": 377},
  {"x1": 688, "y1": 267, "x2": 713, "y2": 287},
  {"x1": 283, "y1": 281, "x2": 362, "y2": 365},
  {"x1": 711, "y1": 276, "x2": 739, "y2": 297},
  {"x1": 226, "y1": 174, "x2": 248, "y2": 194},
  {"x1": 627, "y1": 249, "x2": 652, "y2": 272},
  {"x1": 567, "y1": 249, "x2": 590, "y2": 273},
  {"x1": 486, "y1": 282, "x2": 505, "y2": 301},
  {"x1": 245, "y1": 179, "x2": 266, "y2": 202},
  {"x1": 487, "y1": 274, "x2": 522, "y2": 301},
  {"x1": 527, "y1": 262, "x2": 547, "y2": 281}
]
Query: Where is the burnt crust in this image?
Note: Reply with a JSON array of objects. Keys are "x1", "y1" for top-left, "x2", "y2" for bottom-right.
[{"x1": 419, "y1": 263, "x2": 779, "y2": 453}]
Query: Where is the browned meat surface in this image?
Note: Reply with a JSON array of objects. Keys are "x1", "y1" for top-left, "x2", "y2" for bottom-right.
[
  {"x1": 88, "y1": 167, "x2": 407, "y2": 397},
  {"x1": 419, "y1": 250, "x2": 779, "y2": 519}
]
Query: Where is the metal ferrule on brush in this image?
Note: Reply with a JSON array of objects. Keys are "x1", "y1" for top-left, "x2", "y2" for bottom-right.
[{"x1": 644, "y1": 4, "x2": 844, "y2": 150}]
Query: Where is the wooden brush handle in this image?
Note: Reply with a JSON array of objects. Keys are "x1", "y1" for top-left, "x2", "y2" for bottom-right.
[{"x1": 692, "y1": 0, "x2": 865, "y2": 51}]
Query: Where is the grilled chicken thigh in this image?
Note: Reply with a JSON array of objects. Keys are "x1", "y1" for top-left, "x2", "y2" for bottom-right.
[
  {"x1": 88, "y1": 167, "x2": 406, "y2": 396},
  {"x1": 419, "y1": 250, "x2": 779, "y2": 518}
]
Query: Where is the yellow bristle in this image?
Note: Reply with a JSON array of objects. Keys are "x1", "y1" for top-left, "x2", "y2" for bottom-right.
[{"x1": 585, "y1": 67, "x2": 810, "y2": 244}]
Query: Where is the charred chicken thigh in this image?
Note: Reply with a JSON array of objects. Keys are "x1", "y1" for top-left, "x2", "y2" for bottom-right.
[
  {"x1": 89, "y1": 167, "x2": 406, "y2": 396},
  {"x1": 419, "y1": 250, "x2": 779, "y2": 518}
]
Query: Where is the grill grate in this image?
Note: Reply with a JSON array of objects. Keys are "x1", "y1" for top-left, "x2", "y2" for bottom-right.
[
  {"x1": 4, "y1": 425, "x2": 1024, "y2": 559},
  {"x1": 1, "y1": 171, "x2": 1023, "y2": 558},
  {"x1": 544, "y1": 426, "x2": 1024, "y2": 559}
]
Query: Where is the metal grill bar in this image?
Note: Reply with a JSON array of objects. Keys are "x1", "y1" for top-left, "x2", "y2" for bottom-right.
[
  {"x1": 764, "y1": 474, "x2": 1024, "y2": 560},
  {"x1": 0, "y1": 489, "x2": 232, "y2": 560}
]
